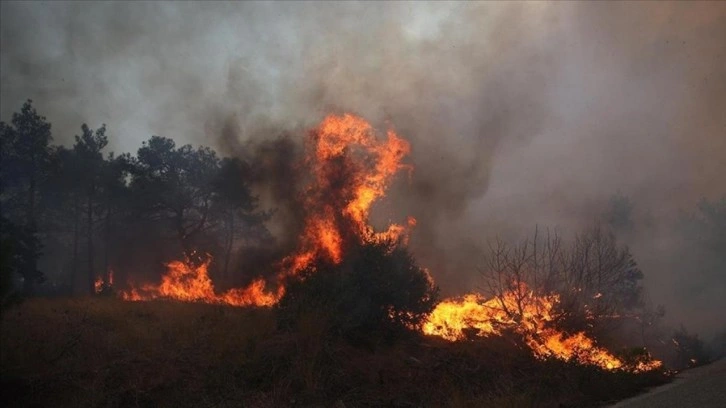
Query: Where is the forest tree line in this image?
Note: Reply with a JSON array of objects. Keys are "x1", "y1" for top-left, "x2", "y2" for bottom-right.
[
  {"x1": 1, "y1": 98, "x2": 724, "y2": 337},
  {"x1": 1, "y1": 100, "x2": 271, "y2": 303}
]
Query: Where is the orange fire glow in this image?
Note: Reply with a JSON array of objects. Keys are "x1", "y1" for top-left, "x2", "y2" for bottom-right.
[
  {"x1": 423, "y1": 284, "x2": 662, "y2": 372},
  {"x1": 119, "y1": 113, "x2": 414, "y2": 306},
  {"x1": 279, "y1": 113, "x2": 413, "y2": 276},
  {"x1": 94, "y1": 270, "x2": 115, "y2": 294},
  {"x1": 121, "y1": 256, "x2": 282, "y2": 306},
  {"x1": 114, "y1": 112, "x2": 661, "y2": 373}
]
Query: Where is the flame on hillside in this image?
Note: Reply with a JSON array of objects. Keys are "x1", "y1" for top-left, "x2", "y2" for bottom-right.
[
  {"x1": 423, "y1": 284, "x2": 662, "y2": 372},
  {"x1": 119, "y1": 113, "x2": 414, "y2": 306},
  {"x1": 115, "y1": 113, "x2": 661, "y2": 373},
  {"x1": 120, "y1": 257, "x2": 280, "y2": 306},
  {"x1": 278, "y1": 113, "x2": 413, "y2": 277}
]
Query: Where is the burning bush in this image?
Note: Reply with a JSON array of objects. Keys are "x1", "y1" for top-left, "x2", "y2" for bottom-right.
[
  {"x1": 479, "y1": 225, "x2": 645, "y2": 339},
  {"x1": 277, "y1": 238, "x2": 439, "y2": 344},
  {"x1": 423, "y1": 225, "x2": 663, "y2": 372}
]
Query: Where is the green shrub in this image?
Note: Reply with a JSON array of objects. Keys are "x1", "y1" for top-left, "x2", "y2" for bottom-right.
[{"x1": 276, "y1": 238, "x2": 439, "y2": 345}]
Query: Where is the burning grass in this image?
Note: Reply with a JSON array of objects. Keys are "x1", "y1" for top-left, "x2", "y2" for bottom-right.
[
  {"x1": 423, "y1": 286, "x2": 662, "y2": 372},
  {"x1": 103, "y1": 113, "x2": 661, "y2": 376},
  {"x1": 1, "y1": 297, "x2": 670, "y2": 408},
  {"x1": 1, "y1": 113, "x2": 671, "y2": 406},
  {"x1": 117, "y1": 113, "x2": 416, "y2": 308}
]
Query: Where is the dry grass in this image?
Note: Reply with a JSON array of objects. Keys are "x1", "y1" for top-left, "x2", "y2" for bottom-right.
[
  {"x1": 2, "y1": 297, "x2": 275, "y2": 407},
  {"x1": 1, "y1": 297, "x2": 669, "y2": 408}
]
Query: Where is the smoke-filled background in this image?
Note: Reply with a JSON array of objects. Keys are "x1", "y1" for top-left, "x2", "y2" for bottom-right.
[{"x1": 2, "y1": 1, "x2": 725, "y2": 335}]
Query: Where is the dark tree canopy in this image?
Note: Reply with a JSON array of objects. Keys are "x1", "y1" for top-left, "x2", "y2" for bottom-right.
[
  {"x1": 0, "y1": 100, "x2": 53, "y2": 295},
  {"x1": 0, "y1": 100, "x2": 269, "y2": 296},
  {"x1": 277, "y1": 238, "x2": 439, "y2": 344}
]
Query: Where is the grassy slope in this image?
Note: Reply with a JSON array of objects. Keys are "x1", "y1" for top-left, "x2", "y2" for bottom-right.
[{"x1": 1, "y1": 298, "x2": 669, "y2": 408}]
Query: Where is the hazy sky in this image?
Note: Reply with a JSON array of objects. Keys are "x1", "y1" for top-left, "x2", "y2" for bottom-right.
[{"x1": 2, "y1": 1, "x2": 725, "y2": 333}]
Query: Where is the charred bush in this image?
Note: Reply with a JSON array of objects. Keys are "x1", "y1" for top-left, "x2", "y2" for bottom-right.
[
  {"x1": 672, "y1": 325, "x2": 711, "y2": 368},
  {"x1": 276, "y1": 238, "x2": 439, "y2": 345},
  {"x1": 618, "y1": 347, "x2": 660, "y2": 372},
  {"x1": 96, "y1": 283, "x2": 115, "y2": 297}
]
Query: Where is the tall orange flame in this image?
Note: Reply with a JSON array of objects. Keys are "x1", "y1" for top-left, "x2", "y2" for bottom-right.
[
  {"x1": 119, "y1": 113, "x2": 414, "y2": 306},
  {"x1": 115, "y1": 113, "x2": 661, "y2": 373},
  {"x1": 280, "y1": 113, "x2": 413, "y2": 276}
]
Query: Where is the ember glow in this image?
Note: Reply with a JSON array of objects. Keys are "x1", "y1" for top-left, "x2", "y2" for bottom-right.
[
  {"x1": 94, "y1": 277, "x2": 103, "y2": 294},
  {"x1": 94, "y1": 270, "x2": 114, "y2": 294},
  {"x1": 423, "y1": 284, "x2": 662, "y2": 372}
]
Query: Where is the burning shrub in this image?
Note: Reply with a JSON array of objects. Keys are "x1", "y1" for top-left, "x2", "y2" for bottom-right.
[
  {"x1": 276, "y1": 238, "x2": 439, "y2": 344},
  {"x1": 617, "y1": 347, "x2": 662, "y2": 372},
  {"x1": 480, "y1": 225, "x2": 645, "y2": 339}
]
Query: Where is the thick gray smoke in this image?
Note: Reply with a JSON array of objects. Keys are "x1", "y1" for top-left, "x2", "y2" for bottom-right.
[{"x1": 2, "y1": 2, "x2": 725, "y2": 334}]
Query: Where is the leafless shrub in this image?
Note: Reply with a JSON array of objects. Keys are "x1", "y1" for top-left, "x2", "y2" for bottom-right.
[{"x1": 481, "y1": 224, "x2": 644, "y2": 335}]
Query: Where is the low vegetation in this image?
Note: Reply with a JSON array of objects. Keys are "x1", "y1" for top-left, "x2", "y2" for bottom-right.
[
  {"x1": 1, "y1": 297, "x2": 670, "y2": 408},
  {"x1": 277, "y1": 239, "x2": 439, "y2": 345},
  {"x1": 1, "y1": 98, "x2": 717, "y2": 408}
]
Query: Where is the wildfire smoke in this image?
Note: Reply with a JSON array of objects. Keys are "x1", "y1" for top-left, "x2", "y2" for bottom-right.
[
  {"x1": 119, "y1": 113, "x2": 415, "y2": 306},
  {"x1": 115, "y1": 113, "x2": 661, "y2": 372}
]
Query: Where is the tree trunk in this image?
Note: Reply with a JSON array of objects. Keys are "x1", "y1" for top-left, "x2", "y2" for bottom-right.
[
  {"x1": 22, "y1": 161, "x2": 37, "y2": 296},
  {"x1": 103, "y1": 202, "x2": 111, "y2": 281},
  {"x1": 223, "y1": 212, "x2": 234, "y2": 280},
  {"x1": 73, "y1": 192, "x2": 80, "y2": 293},
  {"x1": 87, "y1": 181, "x2": 95, "y2": 295},
  {"x1": 175, "y1": 209, "x2": 189, "y2": 257}
]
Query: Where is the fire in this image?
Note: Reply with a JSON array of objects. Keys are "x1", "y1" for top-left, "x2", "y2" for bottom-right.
[
  {"x1": 280, "y1": 113, "x2": 413, "y2": 275},
  {"x1": 121, "y1": 256, "x2": 282, "y2": 306},
  {"x1": 119, "y1": 113, "x2": 414, "y2": 306},
  {"x1": 94, "y1": 270, "x2": 115, "y2": 294},
  {"x1": 423, "y1": 285, "x2": 662, "y2": 372},
  {"x1": 94, "y1": 277, "x2": 103, "y2": 294},
  {"x1": 114, "y1": 112, "x2": 662, "y2": 373}
]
